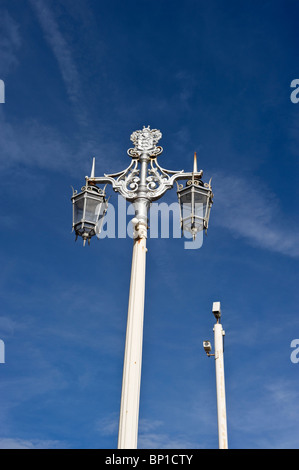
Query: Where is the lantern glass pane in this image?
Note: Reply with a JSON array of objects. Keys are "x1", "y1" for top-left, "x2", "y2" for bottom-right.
[
  {"x1": 194, "y1": 203, "x2": 204, "y2": 220},
  {"x1": 194, "y1": 192, "x2": 207, "y2": 219},
  {"x1": 181, "y1": 200, "x2": 192, "y2": 219},
  {"x1": 85, "y1": 196, "x2": 102, "y2": 223},
  {"x1": 180, "y1": 190, "x2": 192, "y2": 205},
  {"x1": 182, "y1": 218, "x2": 192, "y2": 232},
  {"x1": 74, "y1": 196, "x2": 85, "y2": 225},
  {"x1": 179, "y1": 186, "x2": 210, "y2": 233},
  {"x1": 179, "y1": 189, "x2": 192, "y2": 220}
]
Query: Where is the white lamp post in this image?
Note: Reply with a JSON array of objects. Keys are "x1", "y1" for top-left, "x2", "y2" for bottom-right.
[
  {"x1": 72, "y1": 126, "x2": 213, "y2": 449},
  {"x1": 203, "y1": 301, "x2": 228, "y2": 449}
]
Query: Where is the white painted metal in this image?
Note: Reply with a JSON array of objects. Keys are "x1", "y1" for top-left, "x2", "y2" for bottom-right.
[
  {"x1": 90, "y1": 156, "x2": 95, "y2": 178},
  {"x1": 212, "y1": 301, "x2": 221, "y2": 317},
  {"x1": 214, "y1": 322, "x2": 228, "y2": 449},
  {"x1": 72, "y1": 127, "x2": 214, "y2": 449},
  {"x1": 117, "y1": 221, "x2": 147, "y2": 449}
]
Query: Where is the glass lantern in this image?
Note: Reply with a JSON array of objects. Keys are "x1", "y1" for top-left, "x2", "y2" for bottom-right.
[
  {"x1": 177, "y1": 170, "x2": 213, "y2": 241},
  {"x1": 71, "y1": 183, "x2": 108, "y2": 245}
]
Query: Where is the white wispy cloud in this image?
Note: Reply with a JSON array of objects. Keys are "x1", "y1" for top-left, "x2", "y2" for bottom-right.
[
  {"x1": 0, "y1": 438, "x2": 65, "y2": 449},
  {"x1": 96, "y1": 413, "x2": 119, "y2": 437},
  {"x1": 29, "y1": 0, "x2": 79, "y2": 101},
  {"x1": 28, "y1": 0, "x2": 88, "y2": 127},
  {"x1": 96, "y1": 414, "x2": 205, "y2": 449},
  {"x1": 0, "y1": 109, "x2": 115, "y2": 174},
  {"x1": 0, "y1": 10, "x2": 21, "y2": 75},
  {"x1": 0, "y1": 111, "x2": 67, "y2": 170},
  {"x1": 212, "y1": 172, "x2": 299, "y2": 258},
  {"x1": 229, "y1": 377, "x2": 299, "y2": 448},
  {"x1": 138, "y1": 432, "x2": 199, "y2": 450},
  {"x1": 138, "y1": 418, "x2": 201, "y2": 449}
]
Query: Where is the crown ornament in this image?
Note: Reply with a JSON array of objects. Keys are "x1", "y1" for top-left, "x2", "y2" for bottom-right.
[{"x1": 128, "y1": 125, "x2": 163, "y2": 158}]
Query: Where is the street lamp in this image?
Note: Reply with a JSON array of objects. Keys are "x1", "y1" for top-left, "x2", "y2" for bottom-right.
[
  {"x1": 177, "y1": 152, "x2": 213, "y2": 240},
  {"x1": 203, "y1": 301, "x2": 228, "y2": 449},
  {"x1": 71, "y1": 161, "x2": 108, "y2": 246},
  {"x1": 71, "y1": 126, "x2": 213, "y2": 449}
]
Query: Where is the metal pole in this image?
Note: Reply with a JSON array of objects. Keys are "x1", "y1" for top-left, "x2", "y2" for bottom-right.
[
  {"x1": 117, "y1": 224, "x2": 147, "y2": 449},
  {"x1": 214, "y1": 322, "x2": 228, "y2": 449},
  {"x1": 118, "y1": 152, "x2": 150, "y2": 449}
]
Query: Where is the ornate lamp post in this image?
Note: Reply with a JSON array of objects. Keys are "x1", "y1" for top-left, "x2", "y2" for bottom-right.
[{"x1": 71, "y1": 126, "x2": 213, "y2": 449}]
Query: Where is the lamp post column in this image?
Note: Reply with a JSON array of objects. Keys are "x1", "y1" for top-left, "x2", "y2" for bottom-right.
[
  {"x1": 214, "y1": 322, "x2": 228, "y2": 449},
  {"x1": 117, "y1": 152, "x2": 150, "y2": 450},
  {"x1": 117, "y1": 222, "x2": 147, "y2": 449}
]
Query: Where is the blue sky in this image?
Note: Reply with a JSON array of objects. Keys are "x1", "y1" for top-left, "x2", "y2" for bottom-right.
[{"x1": 0, "y1": 0, "x2": 299, "y2": 449}]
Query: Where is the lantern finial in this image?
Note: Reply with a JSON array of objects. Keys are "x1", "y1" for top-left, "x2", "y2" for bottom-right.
[
  {"x1": 90, "y1": 157, "x2": 96, "y2": 179},
  {"x1": 193, "y1": 152, "x2": 198, "y2": 174}
]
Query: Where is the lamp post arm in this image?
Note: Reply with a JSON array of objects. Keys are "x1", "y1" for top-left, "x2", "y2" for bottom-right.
[
  {"x1": 87, "y1": 157, "x2": 205, "y2": 204},
  {"x1": 87, "y1": 159, "x2": 141, "y2": 202}
]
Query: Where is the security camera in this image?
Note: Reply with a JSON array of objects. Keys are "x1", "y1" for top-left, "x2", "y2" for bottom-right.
[
  {"x1": 203, "y1": 341, "x2": 212, "y2": 354},
  {"x1": 212, "y1": 301, "x2": 221, "y2": 321}
]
